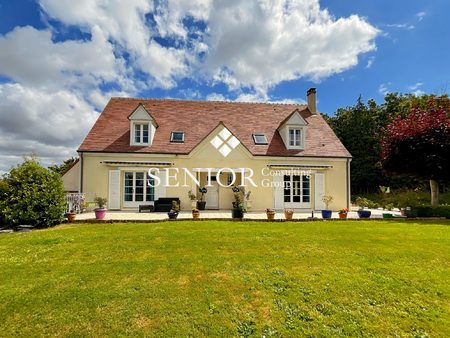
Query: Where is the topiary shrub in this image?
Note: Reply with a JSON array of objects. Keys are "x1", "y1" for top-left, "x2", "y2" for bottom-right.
[{"x1": 0, "y1": 158, "x2": 66, "y2": 228}]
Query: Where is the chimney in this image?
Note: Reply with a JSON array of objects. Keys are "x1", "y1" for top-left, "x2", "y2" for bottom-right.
[{"x1": 307, "y1": 88, "x2": 317, "y2": 113}]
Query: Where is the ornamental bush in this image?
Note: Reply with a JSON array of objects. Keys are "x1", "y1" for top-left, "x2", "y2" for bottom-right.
[{"x1": 0, "y1": 158, "x2": 66, "y2": 228}]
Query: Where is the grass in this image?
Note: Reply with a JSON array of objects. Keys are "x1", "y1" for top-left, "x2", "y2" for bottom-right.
[{"x1": 1, "y1": 220, "x2": 449, "y2": 337}]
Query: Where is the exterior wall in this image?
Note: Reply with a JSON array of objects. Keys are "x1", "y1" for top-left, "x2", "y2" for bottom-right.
[
  {"x1": 62, "y1": 160, "x2": 80, "y2": 192},
  {"x1": 80, "y1": 125, "x2": 350, "y2": 211}
]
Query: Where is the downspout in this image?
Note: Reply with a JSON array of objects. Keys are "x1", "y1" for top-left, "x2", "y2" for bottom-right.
[
  {"x1": 346, "y1": 158, "x2": 351, "y2": 209},
  {"x1": 79, "y1": 152, "x2": 84, "y2": 194}
]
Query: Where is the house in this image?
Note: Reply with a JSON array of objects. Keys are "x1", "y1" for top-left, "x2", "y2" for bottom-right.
[{"x1": 76, "y1": 88, "x2": 351, "y2": 211}]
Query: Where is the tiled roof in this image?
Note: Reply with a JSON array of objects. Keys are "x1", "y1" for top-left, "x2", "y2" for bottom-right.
[{"x1": 78, "y1": 98, "x2": 351, "y2": 158}]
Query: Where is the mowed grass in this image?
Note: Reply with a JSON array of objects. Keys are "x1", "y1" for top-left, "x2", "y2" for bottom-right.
[{"x1": 1, "y1": 220, "x2": 449, "y2": 337}]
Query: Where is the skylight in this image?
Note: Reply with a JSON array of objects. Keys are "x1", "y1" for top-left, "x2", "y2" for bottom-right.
[
  {"x1": 252, "y1": 133, "x2": 268, "y2": 145},
  {"x1": 170, "y1": 131, "x2": 184, "y2": 143}
]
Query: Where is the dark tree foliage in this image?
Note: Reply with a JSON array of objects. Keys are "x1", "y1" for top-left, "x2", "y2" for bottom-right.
[
  {"x1": 0, "y1": 157, "x2": 66, "y2": 228},
  {"x1": 380, "y1": 98, "x2": 450, "y2": 180},
  {"x1": 326, "y1": 93, "x2": 449, "y2": 194},
  {"x1": 49, "y1": 157, "x2": 78, "y2": 175}
]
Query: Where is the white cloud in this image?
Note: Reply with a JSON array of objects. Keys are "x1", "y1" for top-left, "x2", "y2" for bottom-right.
[
  {"x1": 408, "y1": 82, "x2": 425, "y2": 96},
  {"x1": 416, "y1": 11, "x2": 427, "y2": 21},
  {"x1": 386, "y1": 23, "x2": 415, "y2": 30},
  {"x1": 206, "y1": 93, "x2": 226, "y2": 101},
  {"x1": 366, "y1": 56, "x2": 375, "y2": 69},
  {"x1": 378, "y1": 83, "x2": 390, "y2": 96}
]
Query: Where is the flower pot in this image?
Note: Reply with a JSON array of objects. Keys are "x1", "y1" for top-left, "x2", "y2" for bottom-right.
[
  {"x1": 95, "y1": 208, "x2": 106, "y2": 220},
  {"x1": 232, "y1": 208, "x2": 244, "y2": 219},
  {"x1": 338, "y1": 213, "x2": 347, "y2": 219},
  {"x1": 266, "y1": 211, "x2": 276, "y2": 221},
  {"x1": 321, "y1": 210, "x2": 332, "y2": 219},
  {"x1": 284, "y1": 211, "x2": 294, "y2": 220},
  {"x1": 197, "y1": 201, "x2": 206, "y2": 210},
  {"x1": 382, "y1": 213, "x2": 393, "y2": 219},
  {"x1": 357, "y1": 210, "x2": 371, "y2": 219},
  {"x1": 192, "y1": 210, "x2": 200, "y2": 219},
  {"x1": 65, "y1": 212, "x2": 76, "y2": 223},
  {"x1": 168, "y1": 212, "x2": 179, "y2": 220}
]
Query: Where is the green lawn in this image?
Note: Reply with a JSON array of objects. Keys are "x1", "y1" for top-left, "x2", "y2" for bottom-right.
[{"x1": 1, "y1": 220, "x2": 449, "y2": 337}]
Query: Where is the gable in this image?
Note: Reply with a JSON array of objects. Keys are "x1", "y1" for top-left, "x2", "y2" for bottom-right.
[
  {"x1": 280, "y1": 109, "x2": 308, "y2": 127},
  {"x1": 128, "y1": 104, "x2": 154, "y2": 122}
]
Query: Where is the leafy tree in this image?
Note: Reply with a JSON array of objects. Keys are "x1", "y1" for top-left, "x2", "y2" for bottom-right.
[
  {"x1": 49, "y1": 157, "x2": 78, "y2": 175},
  {"x1": 0, "y1": 157, "x2": 66, "y2": 228},
  {"x1": 380, "y1": 97, "x2": 450, "y2": 205}
]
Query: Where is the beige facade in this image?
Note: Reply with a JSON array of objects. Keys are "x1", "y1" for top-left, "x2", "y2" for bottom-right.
[
  {"x1": 62, "y1": 160, "x2": 80, "y2": 192},
  {"x1": 80, "y1": 125, "x2": 350, "y2": 212}
]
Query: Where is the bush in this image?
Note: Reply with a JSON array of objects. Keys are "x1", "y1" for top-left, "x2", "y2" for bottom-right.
[
  {"x1": 0, "y1": 158, "x2": 66, "y2": 228},
  {"x1": 414, "y1": 205, "x2": 450, "y2": 218}
]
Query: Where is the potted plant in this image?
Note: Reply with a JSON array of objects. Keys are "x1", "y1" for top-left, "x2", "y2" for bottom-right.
[
  {"x1": 192, "y1": 208, "x2": 200, "y2": 219},
  {"x1": 355, "y1": 197, "x2": 371, "y2": 218},
  {"x1": 321, "y1": 195, "x2": 333, "y2": 219},
  {"x1": 338, "y1": 208, "x2": 348, "y2": 219},
  {"x1": 94, "y1": 197, "x2": 107, "y2": 220},
  {"x1": 188, "y1": 190, "x2": 197, "y2": 209},
  {"x1": 231, "y1": 186, "x2": 246, "y2": 219},
  {"x1": 266, "y1": 208, "x2": 276, "y2": 221},
  {"x1": 65, "y1": 210, "x2": 76, "y2": 223},
  {"x1": 197, "y1": 187, "x2": 207, "y2": 210},
  {"x1": 168, "y1": 200, "x2": 180, "y2": 220},
  {"x1": 284, "y1": 209, "x2": 294, "y2": 220}
]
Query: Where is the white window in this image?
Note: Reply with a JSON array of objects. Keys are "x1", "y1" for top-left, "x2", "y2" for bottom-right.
[
  {"x1": 288, "y1": 128, "x2": 303, "y2": 148},
  {"x1": 170, "y1": 131, "x2": 184, "y2": 142},
  {"x1": 284, "y1": 175, "x2": 310, "y2": 207},
  {"x1": 133, "y1": 123, "x2": 149, "y2": 145},
  {"x1": 252, "y1": 133, "x2": 268, "y2": 145}
]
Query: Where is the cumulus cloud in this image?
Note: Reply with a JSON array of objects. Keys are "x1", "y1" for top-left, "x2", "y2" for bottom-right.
[{"x1": 0, "y1": 0, "x2": 379, "y2": 171}]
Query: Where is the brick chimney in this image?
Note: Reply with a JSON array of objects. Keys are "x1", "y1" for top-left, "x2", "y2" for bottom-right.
[{"x1": 307, "y1": 88, "x2": 317, "y2": 113}]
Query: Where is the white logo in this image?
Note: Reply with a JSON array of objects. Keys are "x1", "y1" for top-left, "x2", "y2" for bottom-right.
[{"x1": 210, "y1": 127, "x2": 240, "y2": 157}]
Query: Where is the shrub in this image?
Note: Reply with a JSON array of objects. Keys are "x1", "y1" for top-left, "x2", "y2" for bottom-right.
[
  {"x1": 0, "y1": 158, "x2": 66, "y2": 228},
  {"x1": 414, "y1": 205, "x2": 450, "y2": 218},
  {"x1": 94, "y1": 196, "x2": 107, "y2": 209}
]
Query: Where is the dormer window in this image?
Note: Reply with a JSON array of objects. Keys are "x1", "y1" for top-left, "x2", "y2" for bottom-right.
[
  {"x1": 252, "y1": 133, "x2": 268, "y2": 145},
  {"x1": 134, "y1": 123, "x2": 149, "y2": 145},
  {"x1": 288, "y1": 128, "x2": 302, "y2": 148},
  {"x1": 170, "y1": 131, "x2": 184, "y2": 143},
  {"x1": 128, "y1": 104, "x2": 157, "y2": 146}
]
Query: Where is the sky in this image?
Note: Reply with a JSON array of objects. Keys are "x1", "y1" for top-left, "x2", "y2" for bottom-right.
[{"x1": 0, "y1": 0, "x2": 449, "y2": 173}]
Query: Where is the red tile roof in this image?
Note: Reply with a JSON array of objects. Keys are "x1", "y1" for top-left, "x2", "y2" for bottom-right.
[{"x1": 78, "y1": 98, "x2": 351, "y2": 158}]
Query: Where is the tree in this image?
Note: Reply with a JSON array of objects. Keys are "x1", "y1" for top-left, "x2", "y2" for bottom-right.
[
  {"x1": 0, "y1": 157, "x2": 66, "y2": 228},
  {"x1": 48, "y1": 157, "x2": 78, "y2": 175},
  {"x1": 380, "y1": 97, "x2": 450, "y2": 205}
]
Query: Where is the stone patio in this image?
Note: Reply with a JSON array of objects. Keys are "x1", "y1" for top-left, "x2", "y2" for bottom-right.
[{"x1": 75, "y1": 208, "x2": 401, "y2": 221}]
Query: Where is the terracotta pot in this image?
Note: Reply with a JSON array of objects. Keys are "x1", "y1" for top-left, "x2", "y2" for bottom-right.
[
  {"x1": 266, "y1": 211, "x2": 276, "y2": 221},
  {"x1": 284, "y1": 211, "x2": 294, "y2": 220},
  {"x1": 66, "y1": 212, "x2": 76, "y2": 223},
  {"x1": 192, "y1": 211, "x2": 200, "y2": 219},
  {"x1": 339, "y1": 213, "x2": 347, "y2": 219}
]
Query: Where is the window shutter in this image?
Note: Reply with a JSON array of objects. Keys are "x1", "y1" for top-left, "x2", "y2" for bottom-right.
[
  {"x1": 154, "y1": 170, "x2": 166, "y2": 199},
  {"x1": 314, "y1": 173, "x2": 325, "y2": 210},
  {"x1": 273, "y1": 174, "x2": 284, "y2": 210},
  {"x1": 108, "y1": 170, "x2": 121, "y2": 210}
]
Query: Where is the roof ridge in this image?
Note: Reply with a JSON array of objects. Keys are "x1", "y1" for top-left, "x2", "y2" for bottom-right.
[{"x1": 109, "y1": 96, "x2": 307, "y2": 106}]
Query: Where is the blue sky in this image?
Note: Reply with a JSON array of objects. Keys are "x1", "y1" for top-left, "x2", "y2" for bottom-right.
[{"x1": 0, "y1": 0, "x2": 449, "y2": 172}]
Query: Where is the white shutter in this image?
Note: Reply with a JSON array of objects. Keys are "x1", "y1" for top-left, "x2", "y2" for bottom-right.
[
  {"x1": 314, "y1": 173, "x2": 325, "y2": 210},
  {"x1": 273, "y1": 174, "x2": 284, "y2": 210},
  {"x1": 108, "y1": 170, "x2": 121, "y2": 210},
  {"x1": 154, "y1": 170, "x2": 167, "y2": 199}
]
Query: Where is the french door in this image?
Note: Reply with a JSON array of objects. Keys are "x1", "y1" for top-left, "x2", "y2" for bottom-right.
[
  {"x1": 283, "y1": 175, "x2": 311, "y2": 208},
  {"x1": 123, "y1": 172, "x2": 154, "y2": 207}
]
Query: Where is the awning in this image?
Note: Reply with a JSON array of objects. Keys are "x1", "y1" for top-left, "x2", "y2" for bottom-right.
[
  {"x1": 101, "y1": 160, "x2": 173, "y2": 167},
  {"x1": 267, "y1": 164, "x2": 332, "y2": 169}
]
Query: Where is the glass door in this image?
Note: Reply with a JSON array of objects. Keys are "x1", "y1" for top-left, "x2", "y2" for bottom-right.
[
  {"x1": 123, "y1": 172, "x2": 154, "y2": 207},
  {"x1": 284, "y1": 175, "x2": 311, "y2": 208}
]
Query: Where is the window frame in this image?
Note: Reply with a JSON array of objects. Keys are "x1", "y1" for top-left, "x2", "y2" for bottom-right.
[
  {"x1": 287, "y1": 127, "x2": 304, "y2": 149},
  {"x1": 170, "y1": 131, "x2": 185, "y2": 143},
  {"x1": 252, "y1": 133, "x2": 268, "y2": 145},
  {"x1": 131, "y1": 121, "x2": 151, "y2": 146}
]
